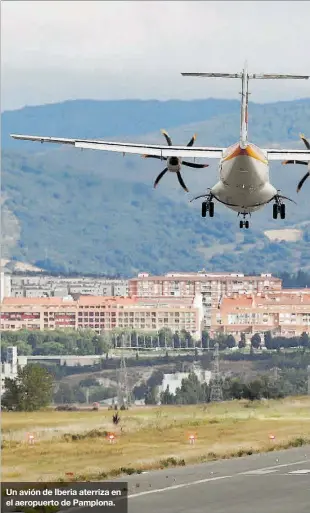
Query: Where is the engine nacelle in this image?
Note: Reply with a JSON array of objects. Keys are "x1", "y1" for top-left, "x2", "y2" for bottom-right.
[{"x1": 167, "y1": 156, "x2": 182, "y2": 172}]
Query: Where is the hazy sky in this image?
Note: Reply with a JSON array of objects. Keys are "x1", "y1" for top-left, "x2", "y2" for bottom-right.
[{"x1": 1, "y1": 1, "x2": 310, "y2": 111}]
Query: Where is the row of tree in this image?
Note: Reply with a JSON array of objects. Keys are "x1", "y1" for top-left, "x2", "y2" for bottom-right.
[
  {"x1": 144, "y1": 370, "x2": 307, "y2": 405},
  {"x1": 53, "y1": 381, "x2": 117, "y2": 404},
  {"x1": 2, "y1": 361, "x2": 308, "y2": 411},
  {"x1": 1, "y1": 329, "x2": 111, "y2": 359},
  {"x1": 279, "y1": 270, "x2": 310, "y2": 289},
  {"x1": 2, "y1": 328, "x2": 310, "y2": 361}
]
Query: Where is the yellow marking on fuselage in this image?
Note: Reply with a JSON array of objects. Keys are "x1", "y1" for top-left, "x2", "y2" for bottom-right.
[{"x1": 223, "y1": 144, "x2": 268, "y2": 164}]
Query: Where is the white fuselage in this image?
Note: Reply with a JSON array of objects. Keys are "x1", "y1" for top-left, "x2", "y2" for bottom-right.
[{"x1": 210, "y1": 142, "x2": 277, "y2": 213}]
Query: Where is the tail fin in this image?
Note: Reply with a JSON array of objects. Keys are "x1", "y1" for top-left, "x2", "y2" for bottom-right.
[
  {"x1": 181, "y1": 65, "x2": 309, "y2": 150},
  {"x1": 181, "y1": 63, "x2": 249, "y2": 149},
  {"x1": 240, "y1": 62, "x2": 249, "y2": 149}
]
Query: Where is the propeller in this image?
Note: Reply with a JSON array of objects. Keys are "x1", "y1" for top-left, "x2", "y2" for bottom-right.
[
  {"x1": 142, "y1": 129, "x2": 209, "y2": 192},
  {"x1": 282, "y1": 134, "x2": 310, "y2": 192}
]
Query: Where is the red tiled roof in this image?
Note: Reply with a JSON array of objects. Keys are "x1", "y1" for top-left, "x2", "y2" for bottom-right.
[{"x1": 77, "y1": 296, "x2": 137, "y2": 306}]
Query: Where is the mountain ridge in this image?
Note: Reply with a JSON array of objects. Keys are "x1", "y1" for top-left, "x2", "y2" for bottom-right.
[{"x1": 2, "y1": 98, "x2": 310, "y2": 276}]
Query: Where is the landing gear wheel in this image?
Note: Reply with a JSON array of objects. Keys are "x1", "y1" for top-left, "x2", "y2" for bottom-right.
[
  {"x1": 240, "y1": 220, "x2": 244, "y2": 229},
  {"x1": 245, "y1": 220, "x2": 249, "y2": 229},
  {"x1": 273, "y1": 203, "x2": 278, "y2": 220},
  {"x1": 202, "y1": 202, "x2": 207, "y2": 218},
  {"x1": 209, "y1": 201, "x2": 214, "y2": 217},
  {"x1": 280, "y1": 203, "x2": 286, "y2": 219}
]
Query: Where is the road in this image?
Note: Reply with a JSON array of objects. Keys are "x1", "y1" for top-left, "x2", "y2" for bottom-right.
[{"x1": 126, "y1": 446, "x2": 310, "y2": 513}]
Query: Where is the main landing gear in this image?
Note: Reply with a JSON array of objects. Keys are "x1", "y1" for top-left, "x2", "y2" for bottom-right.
[
  {"x1": 238, "y1": 213, "x2": 250, "y2": 229},
  {"x1": 273, "y1": 197, "x2": 286, "y2": 220},
  {"x1": 201, "y1": 194, "x2": 215, "y2": 218}
]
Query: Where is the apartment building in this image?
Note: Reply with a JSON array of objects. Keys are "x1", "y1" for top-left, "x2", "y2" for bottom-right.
[
  {"x1": 10, "y1": 275, "x2": 129, "y2": 298},
  {"x1": 211, "y1": 291, "x2": 310, "y2": 338},
  {"x1": 129, "y1": 272, "x2": 282, "y2": 328},
  {"x1": 0, "y1": 294, "x2": 204, "y2": 340},
  {"x1": 1, "y1": 272, "x2": 12, "y2": 301}
]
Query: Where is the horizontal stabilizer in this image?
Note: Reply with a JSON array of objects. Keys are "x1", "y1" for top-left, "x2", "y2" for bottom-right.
[
  {"x1": 250, "y1": 74, "x2": 309, "y2": 80},
  {"x1": 181, "y1": 73, "x2": 241, "y2": 78}
]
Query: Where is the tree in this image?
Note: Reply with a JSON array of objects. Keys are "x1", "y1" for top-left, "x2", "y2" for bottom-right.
[
  {"x1": 1, "y1": 376, "x2": 23, "y2": 410},
  {"x1": 251, "y1": 333, "x2": 261, "y2": 350},
  {"x1": 214, "y1": 333, "x2": 228, "y2": 350},
  {"x1": 79, "y1": 377, "x2": 99, "y2": 387},
  {"x1": 133, "y1": 381, "x2": 149, "y2": 400},
  {"x1": 264, "y1": 331, "x2": 273, "y2": 349},
  {"x1": 228, "y1": 378, "x2": 244, "y2": 399},
  {"x1": 54, "y1": 383, "x2": 75, "y2": 404},
  {"x1": 160, "y1": 385, "x2": 175, "y2": 405},
  {"x1": 92, "y1": 335, "x2": 109, "y2": 355},
  {"x1": 238, "y1": 337, "x2": 246, "y2": 349},
  {"x1": 173, "y1": 332, "x2": 180, "y2": 349},
  {"x1": 2, "y1": 364, "x2": 53, "y2": 411},
  {"x1": 240, "y1": 332, "x2": 246, "y2": 347},
  {"x1": 300, "y1": 332, "x2": 310, "y2": 349},
  {"x1": 201, "y1": 330, "x2": 210, "y2": 349},
  {"x1": 175, "y1": 372, "x2": 205, "y2": 404},
  {"x1": 147, "y1": 370, "x2": 164, "y2": 388},
  {"x1": 158, "y1": 327, "x2": 173, "y2": 348},
  {"x1": 145, "y1": 386, "x2": 158, "y2": 405},
  {"x1": 226, "y1": 335, "x2": 236, "y2": 349},
  {"x1": 242, "y1": 379, "x2": 263, "y2": 401}
]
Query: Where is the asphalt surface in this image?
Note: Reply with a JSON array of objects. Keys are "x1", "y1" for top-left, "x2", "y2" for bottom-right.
[
  {"x1": 7, "y1": 446, "x2": 307, "y2": 513},
  {"x1": 126, "y1": 446, "x2": 310, "y2": 513}
]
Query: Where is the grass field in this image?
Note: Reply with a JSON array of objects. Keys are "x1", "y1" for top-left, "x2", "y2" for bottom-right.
[{"x1": 2, "y1": 397, "x2": 310, "y2": 482}]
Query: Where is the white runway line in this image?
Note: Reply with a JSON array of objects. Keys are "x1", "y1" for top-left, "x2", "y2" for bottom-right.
[
  {"x1": 288, "y1": 469, "x2": 310, "y2": 474},
  {"x1": 129, "y1": 459, "x2": 309, "y2": 499}
]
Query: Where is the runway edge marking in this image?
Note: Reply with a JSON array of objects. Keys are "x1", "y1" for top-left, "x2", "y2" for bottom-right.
[
  {"x1": 128, "y1": 475, "x2": 230, "y2": 499},
  {"x1": 128, "y1": 459, "x2": 309, "y2": 499}
]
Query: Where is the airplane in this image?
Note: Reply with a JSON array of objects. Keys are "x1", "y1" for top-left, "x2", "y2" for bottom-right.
[{"x1": 10, "y1": 63, "x2": 310, "y2": 229}]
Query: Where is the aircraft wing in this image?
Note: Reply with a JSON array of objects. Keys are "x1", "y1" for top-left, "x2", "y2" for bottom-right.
[
  {"x1": 10, "y1": 134, "x2": 224, "y2": 159},
  {"x1": 264, "y1": 148, "x2": 310, "y2": 161}
]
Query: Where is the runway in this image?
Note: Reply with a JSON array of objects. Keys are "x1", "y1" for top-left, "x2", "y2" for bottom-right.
[{"x1": 126, "y1": 446, "x2": 310, "y2": 513}]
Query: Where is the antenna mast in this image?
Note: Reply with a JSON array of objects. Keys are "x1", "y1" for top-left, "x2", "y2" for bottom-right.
[
  {"x1": 117, "y1": 349, "x2": 132, "y2": 408},
  {"x1": 209, "y1": 342, "x2": 223, "y2": 402}
]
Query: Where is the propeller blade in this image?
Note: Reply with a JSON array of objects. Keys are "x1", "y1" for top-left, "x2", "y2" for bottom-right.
[
  {"x1": 187, "y1": 134, "x2": 197, "y2": 147},
  {"x1": 177, "y1": 172, "x2": 189, "y2": 192},
  {"x1": 183, "y1": 161, "x2": 209, "y2": 169},
  {"x1": 300, "y1": 133, "x2": 310, "y2": 149},
  {"x1": 297, "y1": 171, "x2": 310, "y2": 193},
  {"x1": 282, "y1": 159, "x2": 308, "y2": 165},
  {"x1": 161, "y1": 129, "x2": 172, "y2": 146},
  {"x1": 142, "y1": 155, "x2": 167, "y2": 160},
  {"x1": 154, "y1": 168, "x2": 168, "y2": 188}
]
